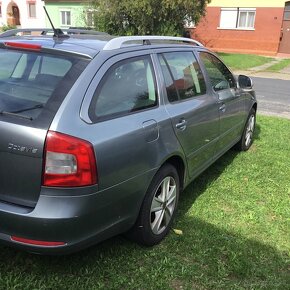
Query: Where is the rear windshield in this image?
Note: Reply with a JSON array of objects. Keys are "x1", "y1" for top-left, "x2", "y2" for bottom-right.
[{"x1": 0, "y1": 49, "x2": 88, "y2": 123}]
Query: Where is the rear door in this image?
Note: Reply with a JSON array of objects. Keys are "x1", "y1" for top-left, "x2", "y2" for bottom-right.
[{"x1": 156, "y1": 50, "x2": 220, "y2": 178}]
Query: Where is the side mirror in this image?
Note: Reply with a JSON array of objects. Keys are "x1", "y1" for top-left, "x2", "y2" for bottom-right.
[{"x1": 238, "y1": 75, "x2": 253, "y2": 89}]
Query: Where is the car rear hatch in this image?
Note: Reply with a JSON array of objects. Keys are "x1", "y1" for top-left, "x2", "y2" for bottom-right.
[{"x1": 0, "y1": 41, "x2": 89, "y2": 207}]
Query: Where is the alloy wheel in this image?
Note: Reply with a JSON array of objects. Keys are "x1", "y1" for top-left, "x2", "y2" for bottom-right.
[
  {"x1": 245, "y1": 114, "x2": 255, "y2": 147},
  {"x1": 150, "y1": 176, "x2": 177, "y2": 235}
]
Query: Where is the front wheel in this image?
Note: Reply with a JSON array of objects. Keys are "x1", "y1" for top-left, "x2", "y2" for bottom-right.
[
  {"x1": 236, "y1": 108, "x2": 256, "y2": 151},
  {"x1": 128, "y1": 164, "x2": 180, "y2": 246}
]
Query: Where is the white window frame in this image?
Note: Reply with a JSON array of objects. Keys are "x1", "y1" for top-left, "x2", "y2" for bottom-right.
[
  {"x1": 28, "y1": 3, "x2": 36, "y2": 18},
  {"x1": 60, "y1": 10, "x2": 71, "y2": 27},
  {"x1": 219, "y1": 8, "x2": 256, "y2": 30}
]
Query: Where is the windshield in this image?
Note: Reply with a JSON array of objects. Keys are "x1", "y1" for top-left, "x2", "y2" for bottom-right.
[{"x1": 0, "y1": 49, "x2": 86, "y2": 120}]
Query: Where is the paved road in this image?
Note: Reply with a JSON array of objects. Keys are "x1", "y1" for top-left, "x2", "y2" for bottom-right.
[{"x1": 252, "y1": 77, "x2": 290, "y2": 119}]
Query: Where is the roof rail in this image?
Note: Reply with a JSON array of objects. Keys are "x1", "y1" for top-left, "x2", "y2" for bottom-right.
[
  {"x1": 103, "y1": 36, "x2": 203, "y2": 50},
  {"x1": 0, "y1": 28, "x2": 109, "y2": 38}
]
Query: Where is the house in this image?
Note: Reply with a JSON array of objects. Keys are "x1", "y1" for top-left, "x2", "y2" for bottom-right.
[
  {"x1": 44, "y1": 0, "x2": 93, "y2": 29},
  {"x1": 192, "y1": 0, "x2": 290, "y2": 55},
  {"x1": 0, "y1": 0, "x2": 46, "y2": 28}
]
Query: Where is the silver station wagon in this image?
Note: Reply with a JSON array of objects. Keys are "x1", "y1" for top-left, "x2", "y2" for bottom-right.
[{"x1": 0, "y1": 29, "x2": 256, "y2": 254}]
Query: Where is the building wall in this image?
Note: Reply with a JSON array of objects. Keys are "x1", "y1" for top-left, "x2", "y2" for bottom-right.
[
  {"x1": 45, "y1": 2, "x2": 89, "y2": 28},
  {"x1": 193, "y1": 0, "x2": 286, "y2": 55},
  {"x1": 208, "y1": 0, "x2": 286, "y2": 8},
  {"x1": 0, "y1": 0, "x2": 46, "y2": 28}
]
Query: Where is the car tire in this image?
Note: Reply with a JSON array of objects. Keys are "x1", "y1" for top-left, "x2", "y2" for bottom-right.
[
  {"x1": 236, "y1": 108, "x2": 256, "y2": 151},
  {"x1": 128, "y1": 164, "x2": 180, "y2": 246}
]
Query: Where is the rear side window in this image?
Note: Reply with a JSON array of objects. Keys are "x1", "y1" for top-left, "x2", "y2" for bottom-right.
[
  {"x1": 158, "y1": 52, "x2": 206, "y2": 102},
  {"x1": 89, "y1": 56, "x2": 157, "y2": 121},
  {"x1": 0, "y1": 49, "x2": 83, "y2": 120}
]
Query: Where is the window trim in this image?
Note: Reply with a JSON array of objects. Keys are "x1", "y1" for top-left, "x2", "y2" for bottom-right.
[
  {"x1": 88, "y1": 55, "x2": 159, "y2": 123},
  {"x1": 218, "y1": 7, "x2": 256, "y2": 31}
]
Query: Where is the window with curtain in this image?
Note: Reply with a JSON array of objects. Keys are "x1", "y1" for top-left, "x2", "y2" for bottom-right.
[{"x1": 219, "y1": 8, "x2": 256, "y2": 29}]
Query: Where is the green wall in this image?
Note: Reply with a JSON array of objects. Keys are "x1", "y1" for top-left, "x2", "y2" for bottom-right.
[{"x1": 45, "y1": 3, "x2": 90, "y2": 28}]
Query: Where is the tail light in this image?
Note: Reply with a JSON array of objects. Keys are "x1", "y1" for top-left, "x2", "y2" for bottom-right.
[
  {"x1": 43, "y1": 131, "x2": 97, "y2": 187},
  {"x1": 4, "y1": 42, "x2": 42, "y2": 51}
]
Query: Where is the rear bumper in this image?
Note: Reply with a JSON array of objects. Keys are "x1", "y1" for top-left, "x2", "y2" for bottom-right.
[
  {"x1": 0, "y1": 170, "x2": 155, "y2": 254},
  {"x1": 0, "y1": 192, "x2": 126, "y2": 254}
]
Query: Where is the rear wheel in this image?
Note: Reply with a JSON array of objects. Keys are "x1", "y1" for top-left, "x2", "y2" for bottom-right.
[
  {"x1": 129, "y1": 164, "x2": 180, "y2": 246},
  {"x1": 236, "y1": 108, "x2": 256, "y2": 151}
]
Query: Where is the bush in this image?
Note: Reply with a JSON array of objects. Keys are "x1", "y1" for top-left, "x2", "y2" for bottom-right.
[{"x1": 1, "y1": 24, "x2": 17, "y2": 32}]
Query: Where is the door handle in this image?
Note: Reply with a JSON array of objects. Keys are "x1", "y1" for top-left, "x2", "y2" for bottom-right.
[
  {"x1": 175, "y1": 119, "x2": 187, "y2": 131},
  {"x1": 219, "y1": 103, "x2": 226, "y2": 113}
]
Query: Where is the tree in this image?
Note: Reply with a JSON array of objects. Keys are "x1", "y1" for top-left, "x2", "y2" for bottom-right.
[{"x1": 90, "y1": 0, "x2": 210, "y2": 36}]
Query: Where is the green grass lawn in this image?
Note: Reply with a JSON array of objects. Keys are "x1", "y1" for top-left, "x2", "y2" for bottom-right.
[
  {"x1": 266, "y1": 59, "x2": 290, "y2": 72},
  {"x1": 218, "y1": 53, "x2": 274, "y2": 70},
  {"x1": 0, "y1": 116, "x2": 289, "y2": 289}
]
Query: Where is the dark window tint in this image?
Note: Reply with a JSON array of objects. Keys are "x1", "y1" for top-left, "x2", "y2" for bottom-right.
[
  {"x1": 0, "y1": 49, "x2": 82, "y2": 120},
  {"x1": 89, "y1": 56, "x2": 157, "y2": 121},
  {"x1": 159, "y1": 52, "x2": 206, "y2": 102},
  {"x1": 200, "y1": 52, "x2": 236, "y2": 91}
]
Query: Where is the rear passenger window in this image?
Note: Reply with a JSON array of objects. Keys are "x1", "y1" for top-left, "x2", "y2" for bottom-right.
[
  {"x1": 89, "y1": 56, "x2": 157, "y2": 120},
  {"x1": 158, "y1": 52, "x2": 206, "y2": 102}
]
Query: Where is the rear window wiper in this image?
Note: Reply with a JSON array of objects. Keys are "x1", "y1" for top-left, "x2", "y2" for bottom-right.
[
  {"x1": 0, "y1": 110, "x2": 33, "y2": 120},
  {"x1": 10, "y1": 104, "x2": 44, "y2": 113},
  {"x1": 0, "y1": 104, "x2": 44, "y2": 120}
]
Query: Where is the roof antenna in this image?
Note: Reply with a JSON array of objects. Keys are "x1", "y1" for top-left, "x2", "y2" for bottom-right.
[{"x1": 43, "y1": 6, "x2": 68, "y2": 39}]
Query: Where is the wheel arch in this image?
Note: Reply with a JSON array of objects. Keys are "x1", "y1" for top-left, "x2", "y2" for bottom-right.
[
  {"x1": 161, "y1": 155, "x2": 186, "y2": 193},
  {"x1": 252, "y1": 102, "x2": 257, "y2": 113}
]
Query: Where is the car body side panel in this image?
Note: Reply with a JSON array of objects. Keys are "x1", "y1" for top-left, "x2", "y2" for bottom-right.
[
  {"x1": 46, "y1": 49, "x2": 187, "y2": 238},
  {"x1": 52, "y1": 50, "x2": 186, "y2": 190}
]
